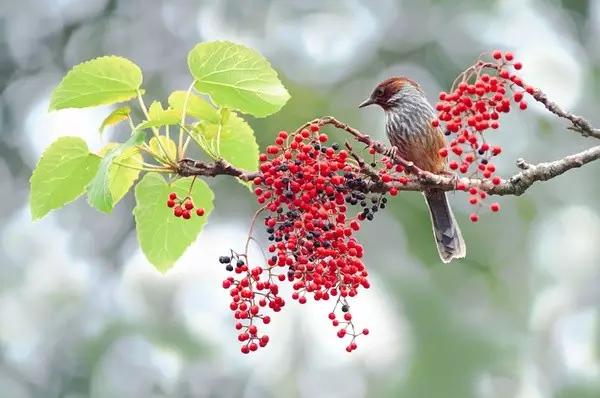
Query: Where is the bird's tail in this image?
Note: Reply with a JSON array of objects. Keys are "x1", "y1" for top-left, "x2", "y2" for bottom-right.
[{"x1": 424, "y1": 189, "x2": 466, "y2": 263}]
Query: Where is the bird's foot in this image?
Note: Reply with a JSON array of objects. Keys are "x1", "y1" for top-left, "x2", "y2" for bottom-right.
[{"x1": 383, "y1": 146, "x2": 398, "y2": 160}]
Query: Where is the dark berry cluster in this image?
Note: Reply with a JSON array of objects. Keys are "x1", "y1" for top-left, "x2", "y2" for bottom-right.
[
  {"x1": 166, "y1": 192, "x2": 205, "y2": 219},
  {"x1": 433, "y1": 50, "x2": 534, "y2": 221},
  {"x1": 221, "y1": 123, "x2": 387, "y2": 354}
]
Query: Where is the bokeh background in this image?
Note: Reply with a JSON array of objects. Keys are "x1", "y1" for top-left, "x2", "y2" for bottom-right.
[{"x1": 1, "y1": 0, "x2": 600, "y2": 397}]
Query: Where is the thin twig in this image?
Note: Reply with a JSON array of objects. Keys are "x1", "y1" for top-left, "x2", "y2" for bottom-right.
[{"x1": 533, "y1": 90, "x2": 600, "y2": 139}]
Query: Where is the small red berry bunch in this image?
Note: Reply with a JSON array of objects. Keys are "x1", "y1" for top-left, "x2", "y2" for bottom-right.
[
  {"x1": 433, "y1": 50, "x2": 535, "y2": 222},
  {"x1": 220, "y1": 253, "x2": 277, "y2": 354},
  {"x1": 223, "y1": 123, "x2": 384, "y2": 354},
  {"x1": 166, "y1": 192, "x2": 205, "y2": 219}
]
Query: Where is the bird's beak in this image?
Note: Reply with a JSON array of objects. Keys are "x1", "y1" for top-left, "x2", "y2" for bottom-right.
[{"x1": 358, "y1": 97, "x2": 376, "y2": 108}]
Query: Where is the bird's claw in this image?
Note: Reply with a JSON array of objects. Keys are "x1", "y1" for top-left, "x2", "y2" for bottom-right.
[{"x1": 383, "y1": 146, "x2": 398, "y2": 160}]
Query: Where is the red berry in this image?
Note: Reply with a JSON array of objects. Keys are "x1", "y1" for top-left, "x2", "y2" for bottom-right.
[
  {"x1": 182, "y1": 210, "x2": 191, "y2": 220},
  {"x1": 470, "y1": 213, "x2": 479, "y2": 223},
  {"x1": 174, "y1": 206, "x2": 183, "y2": 217},
  {"x1": 184, "y1": 200, "x2": 194, "y2": 210},
  {"x1": 196, "y1": 208, "x2": 205, "y2": 216},
  {"x1": 167, "y1": 200, "x2": 176, "y2": 208},
  {"x1": 490, "y1": 203, "x2": 500, "y2": 212},
  {"x1": 514, "y1": 62, "x2": 522, "y2": 70},
  {"x1": 492, "y1": 50, "x2": 502, "y2": 60},
  {"x1": 513, "y1": 92, "x2": 523, "y2": 102},
  {"x1": 169, "y1": 192, "x2": 177, "y2": 200}
]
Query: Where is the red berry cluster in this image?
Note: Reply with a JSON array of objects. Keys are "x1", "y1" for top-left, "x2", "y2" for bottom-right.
[
  {"x1": 433, "y1": 50, "x2": 535, "y2": 221},
  {"x1": 166, "y1": 192, "x2": 205, "y2": 219},
  {"x1": 220, "y1": 253, "x2": 275, "y2": 353},
  {"x1": 222, "y1": 124, "x2": 381, "y2": 354}
]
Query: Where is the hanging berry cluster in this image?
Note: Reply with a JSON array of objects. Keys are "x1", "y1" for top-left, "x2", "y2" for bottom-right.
[
  {"x1": 220, "y1": 124, "x2": 384, "y2": 354},
  {"x1": 433, "y1": 50, "x2": 535, "y2": 222},
  {"x1": 166, "y1": 192, "x2": 205, "y2": 219},
  {"x1": 213, "y1": 50, "x2": 541, "y2": 355}
]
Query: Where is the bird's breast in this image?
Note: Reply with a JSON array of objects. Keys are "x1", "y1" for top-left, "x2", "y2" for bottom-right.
[{"x1": 385, "y1": 109, "x2": 446, "y2": 173}]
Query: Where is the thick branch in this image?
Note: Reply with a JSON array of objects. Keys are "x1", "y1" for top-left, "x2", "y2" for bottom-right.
[
  {"x1": 365, "y1": 144, "x2": 600, "y2": 196},
  {"x1": 178, "y1": 158, "x2": 260, "y2": 181}
]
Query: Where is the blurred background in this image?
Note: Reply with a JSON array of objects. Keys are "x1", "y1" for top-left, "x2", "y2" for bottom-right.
[{"x1": 1, "y1": 0, "x2": 600, "y2": 397}]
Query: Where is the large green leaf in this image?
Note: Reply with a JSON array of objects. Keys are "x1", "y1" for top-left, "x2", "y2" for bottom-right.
[
  {"x1": 98, "y1": 144, "x2": 143, "y2": 204},
  {"x1": 188, "y1": 41, "x2": 290, "y2": 117},
  {"x1": 192, "y1": 112, "x2": 259, "y2": 173},
  {"x1": 133, "y1": 173, "x2": 214, "y2": 272},
  {"x1": 30, "y1": 137, "x2": 101, "y2": 220},
  {"x1": 87, "y1": 130, "x2": 146, "y2": 213},
  {"x1": 50, "y1": 56, "x2": 143, "y2": 110},
  {"x1": 168, "y1": 91, "x2": 220, "y2": 123}
]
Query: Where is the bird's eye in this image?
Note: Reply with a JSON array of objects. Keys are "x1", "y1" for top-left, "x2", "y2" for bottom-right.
[{"x1": 376, "y1": 87, "x2": 385, "y2": 97}]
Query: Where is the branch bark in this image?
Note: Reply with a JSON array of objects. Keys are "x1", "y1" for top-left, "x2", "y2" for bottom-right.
[{"x1": 176, "y1": 89, "x2": 600, "y2": 197}]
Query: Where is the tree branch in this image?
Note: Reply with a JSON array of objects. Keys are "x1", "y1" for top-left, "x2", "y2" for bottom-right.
[
  {"x1": 178, "y1": 158, "x2": 260, "y2": 181},
  {"x1": 533, "y1": 90, "x2": 600, "y2": 139},
  {"x1": 176, "y1": 90, "x2": 600, "y2": 197}
]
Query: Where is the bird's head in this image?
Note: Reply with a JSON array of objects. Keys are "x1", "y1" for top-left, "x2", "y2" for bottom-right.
[{"x1": 359, "y1": 77, "x2": 424, "y2": 110}]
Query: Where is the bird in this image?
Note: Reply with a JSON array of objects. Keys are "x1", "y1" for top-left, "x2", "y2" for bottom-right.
[{"x1": 359, "y1": 77, "x2": 466, "y2": 263}]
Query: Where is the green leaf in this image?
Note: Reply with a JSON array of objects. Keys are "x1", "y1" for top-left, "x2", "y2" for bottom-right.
[
  {"x1": 188, "y1": 41, "x2": 290, "y2": 117},
  {"x1": 149, "y1": 136, "x2": 177, "y2": 161},
  {"x1": 98, "y1": 144, "x2": 143, "y2": 204},
  {"x1": 136, "y1": 101, "x2": 181, "y2": 130},
  {"x1": 99, "y1": 106, "x2": 131, "y2": 133},
  {"x1": 30, "y1": 137, "x2": 101, "y2": 220},
  {"x1": 87, "y1": 130, "x2": 146, "y2": 212},
  {"x1": 168, "y1": 91, "x2": 220, "y2": 123},
  {"x1": 148, "y1": 101, "x2": 165, "y2": 119},
  {"x1": 133, "y1": 173, "x2": 214, "y2": 272},
  {"x1": 192, "y1": 112, "x2": 259, "y2": 173},
  {"x1": 49, "y1": 56, "x2": 143, "y2": 110}
]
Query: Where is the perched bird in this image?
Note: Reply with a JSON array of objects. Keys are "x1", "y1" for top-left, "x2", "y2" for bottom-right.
[{"x1": 359, "y1": 77, "x2": 465, "y2": 263}]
